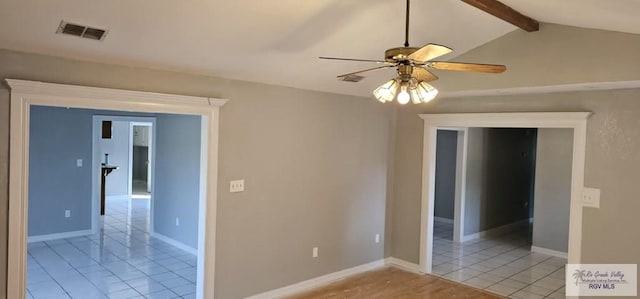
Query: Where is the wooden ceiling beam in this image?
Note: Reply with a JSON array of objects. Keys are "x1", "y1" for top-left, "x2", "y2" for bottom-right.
[{"x1": 462, "y1": 0, "x2": 539, "y2": 32}]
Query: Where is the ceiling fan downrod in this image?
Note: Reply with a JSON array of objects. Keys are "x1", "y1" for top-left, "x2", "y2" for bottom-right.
[{"x1": 404, "y1": 0, "x2": 411, "y2": 47}]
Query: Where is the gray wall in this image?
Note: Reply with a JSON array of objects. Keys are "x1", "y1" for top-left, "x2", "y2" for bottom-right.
[
  {"x1": 153, "y1": 114, "x2": 201, "y2": 249},
  {"x1": 434, "y1": 130, "x2": 457, "y2": 220},
  {"x1": 0, "y1": 48, "x2": 392, "y2": 298},
  {"x1": 463, "y1": 128, "x2": 537, "y2": 235},
  {"x1": 132, "y1": 146, "x2": 149, "y2": 181},
  {"x1": 463, "y1": 128, "x2": 485, "y2": 235},
  {"x1": 28, "y1": 106, "x2": 93, "y2": 236},
  {"x1": 99, "y1": 120, "x2": 130, "y2": 196},
  {"x1": 533, "y1": 129, "x2": 573, "y2": 253}
]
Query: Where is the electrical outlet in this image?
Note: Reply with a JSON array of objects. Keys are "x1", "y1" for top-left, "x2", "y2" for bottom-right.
[
  {"x1": 175, "y1": 218, "x2": 180, "y2": 226},
  {"x1": 76, "y1": 159, "x2": 83, "y2": 168},
  {"x1": 65, "y1": 210, "x2": 71, "y2": 218},
  {"x1": 582, "y1": 187, "x2": 600, "y2": 208},
  {"x1": 375, "y1": 234, "x2": 380, "y2": 244},
  {"x1": 230, "y1": 180, "x2": 245, "y2": 193},
  {"x1": 312, "y1": 247, "x2": 318, "y2": 258}
]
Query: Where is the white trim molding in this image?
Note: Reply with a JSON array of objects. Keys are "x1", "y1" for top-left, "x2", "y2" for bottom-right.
[
  {"x1": 151, "y1": 232, "x2": 197, "y2": 256},
  {"x1": 7, "y1": 79, "x2": 227, "y2": 299},
  {"x1": 418, "y1": 112, "x2": 591, "y2": 275},
  {"x1": 245, "y1": 260, "x2": 386, "y2": 299},
  {"x1": 439, "y1": 80, "x2": 640, "y2": 98},
  {"x1": 531, "y1": 246, "x2": 568, "y2": 259},
  {"x1": 385, "y1": 257, "x2": 422, "y2": 274},
  {"x1": 27, "y1": 229, "x2": 93, "y2": 243}
]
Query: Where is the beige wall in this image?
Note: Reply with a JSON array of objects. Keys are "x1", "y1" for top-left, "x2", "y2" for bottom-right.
[{"x1": 0, "y1": 49, "x2": 393, "y2": 298}]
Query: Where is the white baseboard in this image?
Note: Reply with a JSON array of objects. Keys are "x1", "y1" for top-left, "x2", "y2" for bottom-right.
[
  {"x1": 531, "y1": 246, "x2": 568, "y2": 259},
  {"x1": 151, "y1": 232, "x2": 197, "y2": 256},
  {"x1": 434, "y1": 217, "x2": 454, "y2": 224},
  {"x1": 28, "y1": 229, "x2": 93, "y2": 243},
  {"x1": 245, "y1": 259, "x2": 386, "y2": 299},
  {"x1": 385, "y1": 257, "x2": 423, "y2": 274},
  {"x1": 461, "y1": 219, "x2": 529, "y2": 242}
]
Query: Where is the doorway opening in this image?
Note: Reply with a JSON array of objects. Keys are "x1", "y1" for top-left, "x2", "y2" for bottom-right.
[
  {"x1": 131, "y1": 123, "x2": 153, "y2": 199},
  {"x1": 7, "y1": 79, "x2": 226, "y2": 299},
  {"x1": 430, "y1": 127, "x2": 572, "y2": 298},
  {"x1": 27, "y1": 108, "x2": 203, "y2": 299},
  {"x1": 419, "y1": 113, "x2": 590, "y2": 298}
]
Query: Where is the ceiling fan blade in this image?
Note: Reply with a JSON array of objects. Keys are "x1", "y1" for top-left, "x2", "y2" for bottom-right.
[
  {"x1": 428, "y1": 61, "x2": 506, "y2": 73},
  {"x1": 337, "y1": 65, "x2": 394, "y2": 78},
  {"x1": 319, "y1": 56, "x2": 392, "y2": 64},
  {"x1": 407, "y1": 44, "x2": 453, "y2": 63},
  {"x1": 413, "y1": 67, "x2": 439, "y2": 82}
]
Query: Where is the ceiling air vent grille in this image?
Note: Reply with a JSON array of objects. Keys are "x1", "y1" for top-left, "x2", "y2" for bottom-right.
[
  {"x1": 57, "y1": 21, "x2": 108, "y2": 41},
  {"x1": 338, "y1": 75, "x2": 365, "y2": 83}
]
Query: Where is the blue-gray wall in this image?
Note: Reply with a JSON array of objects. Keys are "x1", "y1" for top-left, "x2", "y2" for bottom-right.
[
  {"x1": 100, "y1": 120, "x2": 130, "y2": 196},
  {"x1": 434, "y1": 130, "x2": 457, "y2": 220},
  {"x1": 28, "y1": 106, "x2": 159, "y2": 237},
  {"x1": 153, "y1": 114, "x2": 202, "y2": 249},
  {"x1": 28, "y1": 106, "x2": 93, "y2": 236}
]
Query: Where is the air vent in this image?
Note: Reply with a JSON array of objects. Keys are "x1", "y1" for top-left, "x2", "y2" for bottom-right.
[
  {"x1": 338, "y1": 75, "x2": 365, "y2": 83},
  {"x1": 57, "y1": 21, "x2": 108, "y2": 41}
]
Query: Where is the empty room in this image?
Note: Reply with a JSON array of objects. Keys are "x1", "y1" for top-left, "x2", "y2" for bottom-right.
[{"x1": 1, "y1": 0, "x2": 640, "y2": 299}]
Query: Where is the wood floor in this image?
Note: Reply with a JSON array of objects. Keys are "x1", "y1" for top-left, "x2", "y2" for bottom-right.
[{"x1": 286, "y1": 267, "x2": 504, "y2": 299}]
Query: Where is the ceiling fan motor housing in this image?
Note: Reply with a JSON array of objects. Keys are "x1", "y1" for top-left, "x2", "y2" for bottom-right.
[
  {"x1": 397, "y1": 64, "x2": 414, "y2": 82},
  {"x1": 385, "y1": 47, "x2": 420, "y2": 62}
]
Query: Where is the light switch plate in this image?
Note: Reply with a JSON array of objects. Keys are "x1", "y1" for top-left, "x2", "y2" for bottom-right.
[
  {"x1": 230, "y1": 180, "x2": 245, "y2": 193},
  {"x1": 76, "y1": 159, "x2": 83, "y2": 167},
  {"x1": 582, "y1": 187, "x2": 600, "y2": 208}
]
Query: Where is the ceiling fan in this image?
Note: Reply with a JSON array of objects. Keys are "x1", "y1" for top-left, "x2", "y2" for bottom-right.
[{"x1": 319, "y1": 0, "x2": 506, "y2": 104}]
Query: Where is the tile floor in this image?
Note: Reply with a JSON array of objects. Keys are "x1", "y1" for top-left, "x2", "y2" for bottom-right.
[
  {"x1": 132, "y1": 180, "x2": 151, "y2": 197},
  {"x1": 27, "y1": 197, "x2": 198, "y2": 299},
  {"x1": 432, "y1": 221, "x2": 566, "y2": 299}
]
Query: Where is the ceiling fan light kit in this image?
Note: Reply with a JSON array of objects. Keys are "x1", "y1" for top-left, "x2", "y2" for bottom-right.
[
  {"x1": 373, "y1": 78, "x2": 438, "y2": 104},
  {"x1": 320, "y1": 0, "x2": 506, "y2": 105}
]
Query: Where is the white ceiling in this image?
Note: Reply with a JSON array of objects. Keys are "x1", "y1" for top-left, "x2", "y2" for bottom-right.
[{"x1": 1, "y1": 0, "x2": 639, "y2": 97}]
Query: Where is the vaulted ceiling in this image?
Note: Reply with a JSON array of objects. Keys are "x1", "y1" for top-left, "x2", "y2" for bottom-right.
[{"x1": 1, "y1": 0, "x2": 639, "y2": 97}]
